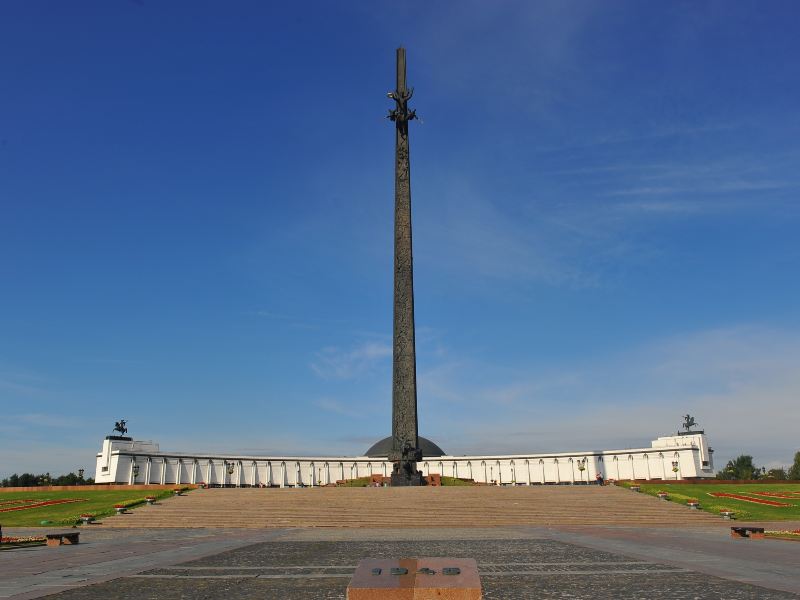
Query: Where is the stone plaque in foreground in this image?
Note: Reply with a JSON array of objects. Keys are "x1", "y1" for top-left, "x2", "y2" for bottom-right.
[{"x1": 347, "y1": 557, "x2": 481, "y2": 600}]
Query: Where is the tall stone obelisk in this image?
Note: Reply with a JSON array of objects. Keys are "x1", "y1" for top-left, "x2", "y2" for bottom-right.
[{"x1": 387, "y1": 47, "x2": 425, "y2": 486}]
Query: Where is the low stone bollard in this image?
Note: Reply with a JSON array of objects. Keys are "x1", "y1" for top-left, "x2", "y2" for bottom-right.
[
  {"x1": 731, "y1": 526, "x2": 764, "y2": 539},
  {"x1": 46, "y1": 532, "x2": 80, "y2": 547}
]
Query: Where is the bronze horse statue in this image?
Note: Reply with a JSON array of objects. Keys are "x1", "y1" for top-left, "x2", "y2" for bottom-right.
[
  {"x1": 113, "y1": 420, "x2": 127, "y2": 436},
  {"x1": 682, "y1": 414, "x2": 697, "y2": 432}
]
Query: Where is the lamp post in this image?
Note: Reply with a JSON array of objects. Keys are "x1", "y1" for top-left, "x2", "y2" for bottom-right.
[
  {"x1": 226, "y1": 461, "x2": 235, "y2": 487},
  {"x1": 671, "y1": 460, "x2": 679, "y2": 480},
  {"x1": 577, "y1": 458, "x2": 587, "y2": 484}
]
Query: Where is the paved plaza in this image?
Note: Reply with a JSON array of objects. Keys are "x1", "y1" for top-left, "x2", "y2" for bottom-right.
[{"x1": 2, "y1": 524, "x2": 799, "y2": 599}]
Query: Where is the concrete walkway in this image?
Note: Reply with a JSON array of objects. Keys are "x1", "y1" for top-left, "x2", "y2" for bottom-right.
[
  {"x1": 2, "y1": 524, "x2": 798, "y2": 598},
  {"x1": 0, "y1": 528, "x2": 279, "y2": 599}
]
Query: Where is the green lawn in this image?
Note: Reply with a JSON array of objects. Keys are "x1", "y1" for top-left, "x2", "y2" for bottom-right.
[
  {"x1": 0, "y1": 489, "x2": 181, "y2": 527},
  {"x1": 619, "y1": 482, "x2": 800, "y2": 521}
]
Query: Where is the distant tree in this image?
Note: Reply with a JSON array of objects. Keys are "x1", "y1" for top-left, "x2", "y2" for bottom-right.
[
  {"x1": 766, "y1": 467, "x2": 787, "y2": 480},
  {"x1": 716, "y1": 455, "x2": 759, "y2": 480},
  {"x1": 788, "y1": 451, "x2": 800, "y2": 480},
  {"x1": 1, "y1": 471, "x2": 93, "y2": 487}
]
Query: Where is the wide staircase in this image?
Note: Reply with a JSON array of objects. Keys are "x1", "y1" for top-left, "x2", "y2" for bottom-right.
[{"x1": 102, "y1": 486, "x2": 720, "y2": 528}]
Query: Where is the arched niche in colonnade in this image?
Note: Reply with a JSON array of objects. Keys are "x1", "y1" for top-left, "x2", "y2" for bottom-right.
[
  {"x1": 627, "y1": 454, "x2": 635, "y2": 480},
  {"x1": 538, "y1": 459, "x2": 545, "y2": 484}
]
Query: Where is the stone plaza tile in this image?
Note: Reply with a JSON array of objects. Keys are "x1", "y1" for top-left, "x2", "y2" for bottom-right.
[{"x1": 34, "y1": 538, "x2": 797, "y2": 600}]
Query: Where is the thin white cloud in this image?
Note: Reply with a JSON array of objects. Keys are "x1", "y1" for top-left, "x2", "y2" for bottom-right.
[
  {"x1": 310, "y1": 341, "x2": 392, "y2": 380},
  {"x1": 313, "y1": 397, "x2": 364, "y2": 419},
  {"x1": 608, "y1": 180, "x2": 795, "y2": 197},
  {"x1": 419, "y1": 325, "x2": 800, "y2": 470}
]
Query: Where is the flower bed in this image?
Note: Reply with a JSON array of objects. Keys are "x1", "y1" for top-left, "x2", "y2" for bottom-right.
[
  {"x1": 752, "y1": 491, "x2": 800, "y2": 499},
  {"x1": 765, "y1": 529, "x2": 800, "y2": 541},
  {"x1": 0, "y1": 535, "x2": 47, "y2": 547},
  {"x1": 0, "y1": 498, "x2": 87, "y2": 513},
  {"x1": 708, "y1": 492, "x2": 791, "y2": 507}
]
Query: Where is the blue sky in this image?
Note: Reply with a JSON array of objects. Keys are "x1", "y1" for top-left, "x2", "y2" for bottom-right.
[{"x1": 2, "y1": 1, "x2": 799, "y2": 478}]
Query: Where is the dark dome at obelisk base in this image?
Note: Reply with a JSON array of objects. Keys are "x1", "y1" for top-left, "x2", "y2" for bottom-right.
[{"x1": 365, "y1": 436, "x2": 446, "y2": 458}]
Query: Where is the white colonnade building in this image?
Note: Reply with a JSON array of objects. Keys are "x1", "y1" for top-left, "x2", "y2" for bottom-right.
[{"x1": 94, "y1": 431, "x2": 714, "y2": 486}]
